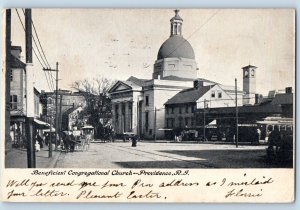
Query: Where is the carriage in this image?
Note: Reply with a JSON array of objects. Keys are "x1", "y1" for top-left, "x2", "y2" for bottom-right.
[{"x1": 82, "y1": 125, "x2": 95, "y2": 142}]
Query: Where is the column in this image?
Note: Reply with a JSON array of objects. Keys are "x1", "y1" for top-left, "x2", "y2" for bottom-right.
[
  {"x1": 129, "y1": 102, "x2": 133, "y2": 131},
  {"x1": 111, "y1": 103, "x2": 116, "y2": 132},
  {"x1": 132, "y1": 99, "x2": 138, "y2": 135},
  {"x1": 118, "y1": 103, "x2": 122, "y2": 133},
  {"x1": 124, "y1": 102, "x2": 129, "y2": 132}
]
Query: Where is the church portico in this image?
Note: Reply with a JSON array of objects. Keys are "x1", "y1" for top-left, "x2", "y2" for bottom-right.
[{"x1": 112, "y1": 100, "x2": 134, "y2": 134}]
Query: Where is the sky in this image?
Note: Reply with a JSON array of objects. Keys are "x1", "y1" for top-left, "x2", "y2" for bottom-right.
[{"x1": 10, "y1": 9, "x2": 295, "y2": 95}]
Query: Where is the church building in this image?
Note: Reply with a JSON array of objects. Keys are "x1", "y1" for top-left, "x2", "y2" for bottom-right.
[{"x1": 108, "y1": 10, "x2": 255, "y2": 140}]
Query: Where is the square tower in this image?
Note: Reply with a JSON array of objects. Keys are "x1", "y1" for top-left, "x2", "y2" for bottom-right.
[{"x1": 242, "y1": 65, "x2": 257, "y2": 105}]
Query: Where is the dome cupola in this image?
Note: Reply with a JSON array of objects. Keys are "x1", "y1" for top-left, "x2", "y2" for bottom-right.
[
  {"x1": 157, "y1": 10, "x2": 195, "y2": 60},
  {"x1": 153, "y1": 9, "x2": 198, "y2": 80}
]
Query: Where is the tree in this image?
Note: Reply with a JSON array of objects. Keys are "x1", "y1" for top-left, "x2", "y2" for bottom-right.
[{"x1": 71, "y1": 76, "x2": 115, "y2": 138}]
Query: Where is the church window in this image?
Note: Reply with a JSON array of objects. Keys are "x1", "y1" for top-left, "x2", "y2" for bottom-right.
[
  {"x1": 171, "y1": 107, "x2": 174, "y2": 114},
  {"x1": 145, "y1": 111, "x2": 149, "y2": 131},
  {"x1": 145, "y1": 96, "x2": 149, "y2": 106},
  {"x1": 179, "y1": 106, "x2": 182, "y2": 114}
]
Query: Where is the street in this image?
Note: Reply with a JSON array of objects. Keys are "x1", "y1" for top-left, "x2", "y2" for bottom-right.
[{"x1": 54, "y1": 141, "x2": 290, "y2": 168}]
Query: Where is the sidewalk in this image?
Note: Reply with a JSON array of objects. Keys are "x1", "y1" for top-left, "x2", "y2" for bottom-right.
[
  {"x1": 5, "y1": 147, "x2": 61, "y2": 168},
  {"x1": 108, "y1": 139, "x2": 268, "y2": 146}
]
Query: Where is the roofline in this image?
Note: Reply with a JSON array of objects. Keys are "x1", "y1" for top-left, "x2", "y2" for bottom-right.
[
  {"x1": 242, "y1": 65, "x2": 257, "y2": 69},
  {"x1": 108, "y1": 80, "x2": 135, "y2": 93}
]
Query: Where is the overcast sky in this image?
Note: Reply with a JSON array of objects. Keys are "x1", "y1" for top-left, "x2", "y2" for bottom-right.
[{"x1": 10, "y1": 9, "x2": 295, "y2": 95}]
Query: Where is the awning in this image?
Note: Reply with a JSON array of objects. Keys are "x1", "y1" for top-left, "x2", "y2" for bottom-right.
[
  {"x1": 158, "y1": 128, "x2": 173, "y2": 131},
  {"x1": 43, "y1": 128, "x2": 56, "y2": 133},
  {"x1": 34, "y1": 119, "x2": 50, "y2": 129},
  {"x1": 82, "y1": 125, "x2": 94, "y2": 129},
  {"x1": 208, "y1": 120, "x2": 217, "y2": 125},
  {"x1": 257, "y1": 120, "x2": 293, "y2": 125}
]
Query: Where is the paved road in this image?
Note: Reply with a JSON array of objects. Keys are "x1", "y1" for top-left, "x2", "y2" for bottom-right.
[{"x1": 54, "y1": 141, "x2": 289, "y2": 168}]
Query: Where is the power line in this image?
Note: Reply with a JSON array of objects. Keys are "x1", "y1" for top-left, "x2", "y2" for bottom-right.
[
  {"x1": 20, "y1": 8, "x2": 55, "y2": 91},
  {"x1": 48, "y1": 71, "x2": 55, "y2": 90},
  {"x1": 15, "y1": 9, "x2": 45, "y2": 69},
  {"x1": 21, "y1": 8, "x2": 51, "y2": 69},
  {"x1": 15, "y1": 9, "x2": 53, "y2": 91},
  {"x1": 16, "y1": 9, "x2": 49, "y2": 68},
  {"x1": 44, "y1": 71, "x2": 53, "y2": 91},
  {"x1": 166, "y1": 9, "x2": 220, "y2": 58}
]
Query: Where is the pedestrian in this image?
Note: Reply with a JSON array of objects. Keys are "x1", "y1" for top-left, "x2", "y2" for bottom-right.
[
  {"x1": 132, "y1": 136, "x2": 137, "y2": 147},
  {"x1": 44, "y1": 133, "x2": 49, "y2": 146},
  {"x1": 256, "y1": 127, "x2": 261, "y2": 145},
  {"x1": 61, "y1": 131, "x2": 69, "y2": 152},
  {"x1": 35, "y1": 141, "x2": 40, "y2": 152},
  {"x1": 268, "y1": 125, "x2": 281, "y2": 154},
  {"x1": 69, "y1": 131, "x2": 76, "y2": 152},
  {"x1": 36, "y1": 134, "x2": 44, "y2": 148}
]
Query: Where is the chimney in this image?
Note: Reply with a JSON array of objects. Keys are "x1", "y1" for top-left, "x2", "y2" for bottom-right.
[
  {"x1": 194, "y1": 80, "x2": 203, "y2": 89},
  {"x1": 255, "y1": 94, "x2": 260, "y2": 104},
  {"x1": 285, "y1": 87, "x2": 292, "y2": 94},
  {"x1": 11, "y1": 46, "x2": 22, "y2": 59}
]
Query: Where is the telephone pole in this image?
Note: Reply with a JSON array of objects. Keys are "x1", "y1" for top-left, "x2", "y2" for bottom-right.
[
  {"x1": 5, "y1": 9, "x2": 12, "y2": 153},
  {"x1": 235, "y1": 78, "x2": 239, "y2": 148},
  {"x1": 154, "y1": 107, "x2": 157, "y2": 141},
  {"x1": 203, "y1": 99, "x2": 206, "y2": 141},
  {"x1": 25, "y1": 9, "x2": 36, "y2": 168},
  {"x1": 48, "y1": 116, "x2": 52, "y2": 158},
  {"x1": 43, "y1": 62, "x2": 59, "y2": 151},
  {"x1": 59, "y1": 94, "x2": 63, "y2": 142}
]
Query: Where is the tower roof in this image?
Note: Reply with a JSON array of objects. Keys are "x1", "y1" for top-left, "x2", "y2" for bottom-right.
[
  {"x1": 242, "y1": 65, "x2": 257, "y2": 69},
  {"x1": 170, "y1": 9, "x2": 183, "y2": 22}
]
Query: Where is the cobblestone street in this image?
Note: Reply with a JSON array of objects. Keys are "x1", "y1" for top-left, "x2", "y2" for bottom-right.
[{"x1": 54, "y1": 141, "x2": 290, "y2": 168}]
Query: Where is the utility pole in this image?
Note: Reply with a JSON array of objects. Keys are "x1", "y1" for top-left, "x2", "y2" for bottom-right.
[
  {"x1": 48, "y1": 116, "x2": 52, "y2": 158},
  {"x1": 235, "y1": 78, "x2": 239, "y2": 148},
  {"x1": 43, "y1": 62, "x2": 59, "y2": 151},
  {"x1": 55, "y1": 62, "x2": 59, "y2": 151},
  {"x1": 203, "y1": 99, "x2": 206, "y2": 141},
  {"x1": 25, "y1": 9, "x2": 36, "y2": 168},
  {"x1": 5, "y1": 9, "x2": 12, "y2": 153},
  {"x1": 59, "y1": 94, "x2": 63, "y2": 142},
  {"x1": 154, "y1": 107, "x2": 157, "y2": 141}
]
